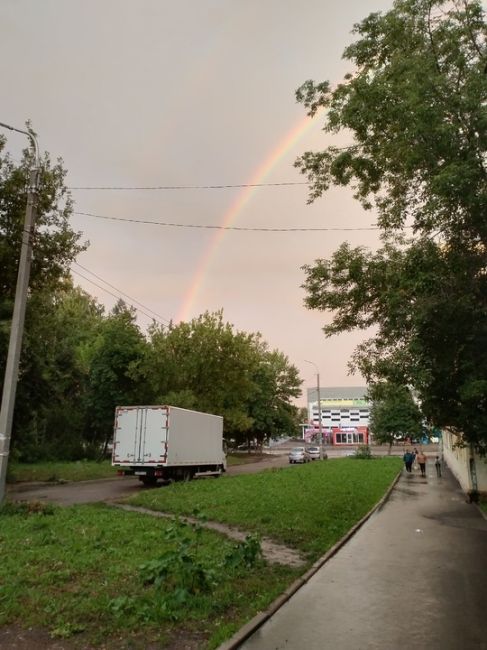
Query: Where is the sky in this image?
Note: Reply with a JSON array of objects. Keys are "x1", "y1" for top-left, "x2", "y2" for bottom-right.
[{"x1": 1, "y1": 0, "x2": 395, "y2": 405}]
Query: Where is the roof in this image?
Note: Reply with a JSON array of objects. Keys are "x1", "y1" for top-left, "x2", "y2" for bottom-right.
[{"x1": 307, "y1": 386, "x2": 368, "y2": 403}]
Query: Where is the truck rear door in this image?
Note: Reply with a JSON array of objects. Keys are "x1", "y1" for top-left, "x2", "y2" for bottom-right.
[{"x1": 113, "y1": 406, "x2": 168, "y2": 465}]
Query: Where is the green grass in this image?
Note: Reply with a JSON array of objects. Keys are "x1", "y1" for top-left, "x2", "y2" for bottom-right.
[
  {"x1": 0, "y1": 502, "x2": 296, "y2": 649},
  {"x1": 8, "y1": 455, "x2": 267, "y2": 482},
  {"x1": 129, "y1": 457, "x2": 402, "y2": 560},
  {"x1": 7, "y1": 460, "x2": 117, "y2": 484},
  {"x1": 1, "y1": 458, "x2": 401, "y2": 648}
]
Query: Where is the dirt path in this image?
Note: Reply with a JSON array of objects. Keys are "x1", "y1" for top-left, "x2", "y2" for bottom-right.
[{"x1": 113, "y1": 503, "x2": 306, "y2": 568}]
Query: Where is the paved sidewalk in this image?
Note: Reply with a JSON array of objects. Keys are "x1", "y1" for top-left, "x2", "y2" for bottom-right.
[{"x1": 240, "y1": 464, "x2": 487, "y2": 650}]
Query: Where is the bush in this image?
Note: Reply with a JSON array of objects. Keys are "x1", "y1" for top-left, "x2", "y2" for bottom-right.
[{"x1": 354, "y1": 444, "x2": 373, "y2": 459}]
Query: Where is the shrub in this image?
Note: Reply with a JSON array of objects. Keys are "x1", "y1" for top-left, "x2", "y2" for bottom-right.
[{"x1": 354, "y1": 444, "x2": 372, "y2": 459}]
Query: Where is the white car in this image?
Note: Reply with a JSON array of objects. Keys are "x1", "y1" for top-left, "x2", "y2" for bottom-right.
[
  {"x1": 306, "y1": 446, "x2": 328, "y2": 460},
  {"x1": 288, "y1": 447, "x2": 310, "y2": 464}
]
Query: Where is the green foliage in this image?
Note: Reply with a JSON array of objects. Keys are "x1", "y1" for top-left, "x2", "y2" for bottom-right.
[
  {"x1": 136, "y1": 516, "x2": 262, "y2": 616},
  {"x1": 0, "y1": 136, "x2": 90, "y2": 460},
  {"x1": 0, "y1": 503, "x2": 294, "y2": 648},
  {"x1": 139, "y1": 518, "x2": 218, "y2": 603},
  {"x1": 12, "y1": 284, "x2": 104, "y2": 461},
  {"x1": 369, "y1": 383, "x2": 423, "y2": 447},
  {"x1": 138, "y1": 311, "x2": 302, "y2": 444},
  {"x1": 296, "y1": 1, "x2": 487, "y2": 446},
  {"x1": 225, "y1": 534, "x2": 262, "y2": 569},
  {"x1": 7, "y1": 460, "x2": 115, "y2": 484},
  {"x1": 0, "y1": 500, "x2": 56, "y2": 516},
  {"x1": 130, "y1": 458, "x2": 402, "y2": 559},
  {"x1": 354, "y1": 444, "x2": 372, "y2": 459},
  {"x1": 85, "y1": 300, "x2": 148, "y2": 448},
  {"x1": 2, "y1": 138, "x2": 301, "y2": 460}
]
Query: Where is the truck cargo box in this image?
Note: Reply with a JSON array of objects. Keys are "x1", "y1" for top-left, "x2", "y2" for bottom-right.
[{"x1": 112, "y1": 405, "x2": 225, "y2": 483}]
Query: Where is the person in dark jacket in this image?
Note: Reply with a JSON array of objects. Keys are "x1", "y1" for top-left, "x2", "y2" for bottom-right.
[{"x1": 403, "y1": 450, "x2": 413, "y2": 473}]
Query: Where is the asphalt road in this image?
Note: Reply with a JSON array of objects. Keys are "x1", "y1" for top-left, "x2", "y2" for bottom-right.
[{"x1": 5, "y1": 454, "x2": 291, "y2": 506}]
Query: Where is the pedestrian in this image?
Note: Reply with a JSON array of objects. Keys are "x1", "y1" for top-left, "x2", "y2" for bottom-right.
[
  {"x1": 416, "y1": 450, "x2": 427, "y2": 477},
  {"x1": 403, "y1": 449, "x2": 413, "y2": 473},
  {"x1": 412, "y1": 448, "x2": 418, "y2": 470},
  {"x1": 435, "y1": 455, "x2": 442, "y2": 477}
]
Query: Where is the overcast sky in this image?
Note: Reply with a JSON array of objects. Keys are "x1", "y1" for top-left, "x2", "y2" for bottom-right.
[{"x1": 1, "y1": 0, "x2": 395, "y2": 405}]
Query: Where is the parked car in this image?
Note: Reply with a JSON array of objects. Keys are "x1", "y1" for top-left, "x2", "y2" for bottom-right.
[
  {"x1": 289, "y1": 446, "x2": 310, "y2": 464},
  {"x1": 307, "y1": 446, "x2": 328, "y2": 460}
]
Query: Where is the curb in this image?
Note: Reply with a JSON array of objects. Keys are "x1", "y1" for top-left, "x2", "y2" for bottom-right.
[{"x1": 217, "y1": 469, "x2": 403, "y2": 650}]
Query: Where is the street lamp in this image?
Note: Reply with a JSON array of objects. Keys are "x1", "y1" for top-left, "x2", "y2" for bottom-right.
[
  {"x1": 0, "y1": 122, "x2": 40, "y2": 504},
  {"x1": 304, "y1": 360, "x2": 323, "y2": 459}
]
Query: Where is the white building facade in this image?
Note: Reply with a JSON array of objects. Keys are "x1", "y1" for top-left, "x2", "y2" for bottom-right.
[
  {"x1": 442, "y1": 430, "x2": 487, "y2": 498},
  {"x1": 307, "y1": 386, "x2": 370, "y2": 445}
]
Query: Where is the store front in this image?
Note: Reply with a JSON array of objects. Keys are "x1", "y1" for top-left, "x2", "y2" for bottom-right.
[{"x1": 333, "y1": 426, "x2": 368, "y2": 445}]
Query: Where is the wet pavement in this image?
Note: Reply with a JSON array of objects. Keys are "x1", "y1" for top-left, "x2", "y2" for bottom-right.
[{"x1": 240, "y1": 465, "x2": 487, "y2": 650}]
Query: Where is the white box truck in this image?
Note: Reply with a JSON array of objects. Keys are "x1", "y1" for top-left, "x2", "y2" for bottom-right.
[{"x1": 112, "y1": 405, "x2": 226, "y2": 485}]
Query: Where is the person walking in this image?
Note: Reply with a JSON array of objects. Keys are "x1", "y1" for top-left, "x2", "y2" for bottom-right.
[
  {"x1": 416, "y1": 450, "x2": 427, "y2": 477},
  {"x1": 412, "y1": 448, "x2": 418, "y2": 470},
  {"x1": 403, "y1": 450, "x2": 413, "y2": 473},
  {"x1": 435, "y1": 456, "x2": 442, "y2": 477}
]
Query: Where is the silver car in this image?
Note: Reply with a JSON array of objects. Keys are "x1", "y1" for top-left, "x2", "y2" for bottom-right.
[
  {"x1": 307, "y1": 446, "x2": 328, "y2": 460},
  {"x1": 289, "y1": 446, "x2": 310, "y2": 464}
]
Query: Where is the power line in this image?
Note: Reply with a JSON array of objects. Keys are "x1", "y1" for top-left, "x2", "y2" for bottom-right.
[
  {"x1": 67, "y1": 181, "x2": 309, "y2": 191},
  {"x1": 73, "y1": 210, "x2": 380, "y2": 232},
  {"x1": 70, "y1": 267, "x2": 169, "y2": 327},
  {"x1": 73, "y1": 262, "x2": 172, "y2": 324}
]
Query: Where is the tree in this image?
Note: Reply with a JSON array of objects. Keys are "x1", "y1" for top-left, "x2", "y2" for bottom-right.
[
  {"x1": 296, "y1": 0, "x2": 487, "y2": 447},
  {"x1": 0, "y1": 134, "x2": 85, "y2": 311},
  {"x1": 369, "y1": 383, "x2": 423, "y2": 452},
  {"x1": 84, "y1": 301, "x2": 148, "y2": 452},
  {"x1": 12, "y1": 284, "x2": 104, "y2": 461},
  {"x1": 246, "y1": 350, "x2": 302, "y2": 445},
  {"x1": 137, "y1": 311, "x2": 302, "y2": 445},
  {"x1": 0, "y1": 133, "x2": 87, "y2": 457}
]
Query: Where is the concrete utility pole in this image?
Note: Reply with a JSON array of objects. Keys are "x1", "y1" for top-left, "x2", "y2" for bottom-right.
[
  {"x1": 0, "y1": 122, "x2": 40, "y2": 504},
  {"x1": 305, "y1": 360, "x2": 323, "y2": 459}
]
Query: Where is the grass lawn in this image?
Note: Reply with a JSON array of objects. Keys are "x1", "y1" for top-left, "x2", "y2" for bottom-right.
[
  {"x1": 129, "y1": 457, "x2": 403, "y2": 560},
  {"x1": 0, "y1": 502, "x2": 296, "y2": 649},
  {"x1": 7, "y1": 460, "x2": 117, "y2": 484},
  {"x1": 1, "y1": 457, "x2": 402, "y2": 648},
  {"x1": 8, "y1": 455, "x2": 267, "y2": 482}
]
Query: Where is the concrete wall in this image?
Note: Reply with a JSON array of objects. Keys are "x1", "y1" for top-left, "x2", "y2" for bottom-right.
[{"x1": 442, "y1": 430, "x2": 487, "y2": 496}]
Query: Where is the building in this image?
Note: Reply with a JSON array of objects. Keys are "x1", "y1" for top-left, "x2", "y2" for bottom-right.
[
  {"x1": 307, "y1": 386, "x2": 370, "y2": 446},
  {"x1": 442, "y1": 430, "x2": 487, "y2": 499}
]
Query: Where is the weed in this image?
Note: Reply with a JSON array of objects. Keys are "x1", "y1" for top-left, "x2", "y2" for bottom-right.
[
  {"x1": 225, "y1": 534, "x2": 262, "y2": 569},
  {"x1": 50, "y1": 622, "x2": 86, "y2": 638},
  {"x1": 0, "y1": 501, "x2": 57, "y2": 516},
  {"x1": 354, "y1": 444, "x2": 373, "y2": 459}
]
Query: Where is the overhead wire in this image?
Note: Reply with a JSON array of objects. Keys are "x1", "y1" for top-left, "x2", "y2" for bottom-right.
[
  {"x1": 68, "y1": 181, "x2": 309, "y2": 190},
  {"x1": 72, "y1": 262, "x2": 172, "y2": 324},
  {"x1": 70, "y1": 267, "x2": 169, "y2": 327},
  {"x1": 73, "y1": 210, "x2": 381, "y2": 232}
]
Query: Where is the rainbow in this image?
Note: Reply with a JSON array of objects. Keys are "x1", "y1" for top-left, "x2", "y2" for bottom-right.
[{"x1": 177, "y1": 113, "x2": 317, "y2": 322}]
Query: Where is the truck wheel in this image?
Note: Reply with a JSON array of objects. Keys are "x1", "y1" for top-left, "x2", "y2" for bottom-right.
[{"x1": 140, "y1": 476, "x2": 158, "y2": 486}]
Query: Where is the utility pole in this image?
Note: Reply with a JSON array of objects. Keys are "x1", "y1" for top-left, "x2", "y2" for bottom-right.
[
  {"x1": 305, "y1": 360, "x2": 323, "y2": 459},
  {"x1": 0, "y1": 122, "x2": 40, "y2": 504}
]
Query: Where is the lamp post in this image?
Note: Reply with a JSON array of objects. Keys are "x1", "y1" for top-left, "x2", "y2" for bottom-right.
[
  {"x1": 0, "y1": 122, "x2": 40, "y2": 504},
  {"x1": 305, "y1": 360, "x2": 323, "y2": 459}
]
